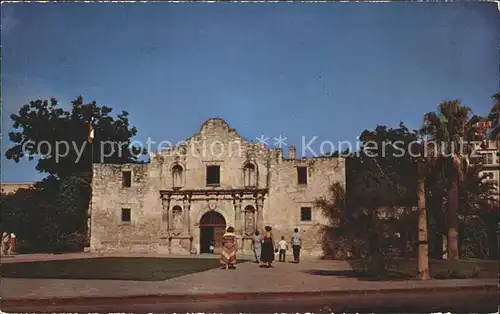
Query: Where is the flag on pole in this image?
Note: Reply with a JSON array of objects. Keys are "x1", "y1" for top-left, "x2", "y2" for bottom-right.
[{"x1": 88, "y1": 117, "x2": 95, "y2": 144}]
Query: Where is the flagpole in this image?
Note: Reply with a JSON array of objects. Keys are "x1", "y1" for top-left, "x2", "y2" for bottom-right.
[
  {"x1": 88, "y1": 118, "x2": 94, "y2": 250},
  {"x1": 88, "y1": 139, "x2": 93, "y2": 248}
]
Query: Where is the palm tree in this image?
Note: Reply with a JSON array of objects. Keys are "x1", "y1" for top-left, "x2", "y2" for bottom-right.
[
  {"x1": 421, "y1": 100, "x2": 474, "y2": 260},
  {"x1": 416, "y1": 159, "x2": 430, "y2": 279}
]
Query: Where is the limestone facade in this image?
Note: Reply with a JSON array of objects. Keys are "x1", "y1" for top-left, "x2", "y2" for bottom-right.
[
  {"x1": 0, "y1": 182, "x2": 34, "y2": 194},
  {"x1": 90, "y1": 118, "x2": 346, "y2": 256}
]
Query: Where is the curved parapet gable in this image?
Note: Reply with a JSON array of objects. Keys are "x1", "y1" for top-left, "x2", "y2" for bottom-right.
[{"x1": 195, "y1": 117, "x2": 248, "y2": 145}]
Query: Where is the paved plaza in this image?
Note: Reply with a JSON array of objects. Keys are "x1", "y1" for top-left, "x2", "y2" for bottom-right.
[{"x1": 1, "y1": 253, "x2": 497, "y2": 301}]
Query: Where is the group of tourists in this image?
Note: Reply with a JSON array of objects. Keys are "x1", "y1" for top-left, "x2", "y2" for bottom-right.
[
  {"x1": 219, "y1": 226, "x2": 302, "y2": 269},
  {"x1": 1, "y1": 232, "x2": 17, "y2": 256}
]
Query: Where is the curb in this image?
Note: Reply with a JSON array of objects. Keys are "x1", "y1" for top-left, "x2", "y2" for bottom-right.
[{"x1": 2, "y1": 284, "x2": 497, "y2": 308}]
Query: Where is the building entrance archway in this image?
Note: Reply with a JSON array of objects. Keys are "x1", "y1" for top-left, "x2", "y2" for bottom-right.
[{"x1": 199, "y1": 211, "x2": 226, "y2": 254}]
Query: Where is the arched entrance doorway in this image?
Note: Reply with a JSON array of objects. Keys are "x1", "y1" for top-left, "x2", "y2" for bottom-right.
[{"x1": 199, "y1": 211, "x2": 226, "y2": 254}]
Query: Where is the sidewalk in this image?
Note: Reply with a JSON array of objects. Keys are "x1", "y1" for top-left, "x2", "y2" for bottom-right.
[
  {"x1": 0, "y1": 252, "x2": 255, "y2": 264},
  {"x1": 1, "y1": 257, "x2": 497, "y2": 302}
]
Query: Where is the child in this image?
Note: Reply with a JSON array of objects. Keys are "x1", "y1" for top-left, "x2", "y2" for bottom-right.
[
  {"x1": 278, "y1": 236, "x2": 288, "y2": 262},
  {"x1": 209, "y1": 241, "x2": 215, "y2": 254}
]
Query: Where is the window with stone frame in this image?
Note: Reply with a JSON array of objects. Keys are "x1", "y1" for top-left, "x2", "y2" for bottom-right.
[
  {"x1": 122, "y1": 171, "x2": 132, "y2": 187},
  {"x1": 243, "y1": 163, "x2": 256, "y2": 187},
  {"x1": 300, "y1": 207, "x2": 312, "y2": 221},
  {"x1": 172, "y1": 164, "x2": 184, "y2": 188},
  {"x1": 483, "y1": 153, "x2": 493, "y2": 165},
  {"x1": 297, "y1": 167, "x2": 308, "y2": 185},
  {"x1": 206, "y1": 165, "x2": 220, "y2": 186},
  {"x1": 121, "y1": 208, "x2": 131, "y2": 222}
]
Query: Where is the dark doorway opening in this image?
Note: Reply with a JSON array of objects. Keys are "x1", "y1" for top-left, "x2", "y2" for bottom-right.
[
  {"x1": 199, "y1": 211, "x2": 226, "y2": 254},
  {"x1": 200, "y1": 226, "x2": 214, "y2": 254}
]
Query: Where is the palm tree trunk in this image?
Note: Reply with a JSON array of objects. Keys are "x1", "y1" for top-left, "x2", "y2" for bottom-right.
[
  {"x1": 447, "y1": 176, "x2": 460, "y2": 260},
  {"x1": 427, "y1": 193, "x2": 445, "y2": 259},
  {"x1": 417, "y1": 162, "x2": 430, "y2": 279}
]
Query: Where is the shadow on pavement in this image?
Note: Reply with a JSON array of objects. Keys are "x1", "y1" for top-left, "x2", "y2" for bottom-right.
[{"x1": 304, "y1": 269, "x2": 413, "y2": 281}]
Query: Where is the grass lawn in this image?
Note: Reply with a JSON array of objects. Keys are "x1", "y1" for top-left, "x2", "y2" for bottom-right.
[
  {"x1": 348, "y1": 258, "x2": 499, "y2": 280},
  {"x1": 1, "y1": 257, "x2": 240, "y2": 281}
]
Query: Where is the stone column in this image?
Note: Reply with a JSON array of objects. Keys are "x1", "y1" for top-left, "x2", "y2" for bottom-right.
[
  {"x1": 168, "y1": 201, "x2": 173, "y2": 231},
  {"x1": 234, "y1": 195, "x2": 242, "y2": 234},
  {"x1": 161, "y1": 196, "x2": 170, "y2": 232},
  {"x1": 256, "y1": 196, "x2": 264, "y2": 232},
  {"x1": 183, "y1": 196, "x2": 191, "y2": 235}
]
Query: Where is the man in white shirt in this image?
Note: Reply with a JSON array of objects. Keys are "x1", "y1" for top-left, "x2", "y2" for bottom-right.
[{"x1": 278, "y1": 236, "x2": 288, "y2": 262}]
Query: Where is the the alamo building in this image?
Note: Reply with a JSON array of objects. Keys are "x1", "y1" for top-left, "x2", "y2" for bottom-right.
[{"x1": 90, "y1": 118, "x2": 346, "y2": 257}]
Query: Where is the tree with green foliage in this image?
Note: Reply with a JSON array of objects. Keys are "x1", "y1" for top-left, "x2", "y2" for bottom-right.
[
  {"x1": 317, "y1": 123, "x2": 420, "y2": 268},
  {"x1": 2, "y1": 96, "x2": 146, "y2": 252},
  {"x1": 459, "y1": 165, "x2": 498, "y2": 216},
  {"x1": 458, "y1": 162, "x2": 499, "y2": 260},
  {"x1": 487, "y1": 92, "x2": 500, "y2": 140},
  {"x1": 421, "y1": 100, "x2": 476, "y2": 260},
  {"x1": 350, "y1": 122, "x2": 419, "y2": 208},
  {"x1": 5, "y1": 96, "x2": 146, "y2": 179}
]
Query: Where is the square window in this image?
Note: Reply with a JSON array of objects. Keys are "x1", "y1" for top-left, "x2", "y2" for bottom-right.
[
  {"x1": 206, "y1": 165, "x2": 220, "y2": 186},
  {"x1": 122, "y1": 171, "x2": 132, "y2": 187},
  {"x1": 483, "y1": 153, "x2": 493, "y2": 165},
  {"x1": 121, "y1": 208, "x2": 131, "y2": 222},
  {"x1": 297, "y1": 167, "x2": 307, "y2": 185},
  {"x1": 300, "y1": 207, "x2": 312, "y2": 221}
]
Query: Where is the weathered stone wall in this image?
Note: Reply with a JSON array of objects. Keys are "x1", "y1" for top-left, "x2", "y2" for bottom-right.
[
  {"x1": 90, "y1": 163, "x2": 165, "y2": 253},
  {"x1": 267, "y1": 156, "x2": 346, "y2": 256},
  {"x1": 158, "y1": 118, "x2": 270, "y2": 191},
  {"x1": 0, "y1": 182, "x2": 35, "y2": 194},
  {"x1": 90, "y1": 118, "x2": 346, "y2": 257}
]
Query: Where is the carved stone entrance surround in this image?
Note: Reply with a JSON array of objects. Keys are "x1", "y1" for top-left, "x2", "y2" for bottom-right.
[{"x1": 160, "y1": 188, "x2": 268, "y2": 254}]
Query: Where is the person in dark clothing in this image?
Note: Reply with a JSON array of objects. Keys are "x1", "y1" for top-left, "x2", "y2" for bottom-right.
[
  {"x1": 291, "y1": 228, "x2": 302, "y2": 263},
  {"x1": 260, "y1": 226, "x2": 275, "y2": 267}
]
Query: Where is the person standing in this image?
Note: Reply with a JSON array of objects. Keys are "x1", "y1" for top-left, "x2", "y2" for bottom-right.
[
  {"x1": 278, "y1": 236, "x2": 289, "y2": 262},
  {"x1": 260, "y1": 226, "x2": 275, "y2": 268},
  {"x1": 252, "y1": 230, "x2": 262, "y2": 263},
  {"x1": 220, "y1": 226, "x2": 238, "y2": 269},
  {"x1": 8, "y1": 233, "x2": 16, "y2": 255},
  {"x1": 1, "y1": 232, "x2": 9, "y2": 255},
  {"x1": 291, "y1": 228, "x2": 302, "y2": 263}
]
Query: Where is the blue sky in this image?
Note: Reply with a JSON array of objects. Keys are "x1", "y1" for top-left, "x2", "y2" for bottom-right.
[{"x1": 2, "y1": 2, "x2": 499, "y2": 182}]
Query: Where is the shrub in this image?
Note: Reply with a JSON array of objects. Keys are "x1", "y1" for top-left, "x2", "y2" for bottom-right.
[
  {"x1": 62, "y1": 232, "x2": 86, "y2": 252},
  {"x1": 459, "y1": 216, "x2": 489, "y2": 259},
  {"x1": 433, "y1": 260, "x2": 481, "y2": 279}
]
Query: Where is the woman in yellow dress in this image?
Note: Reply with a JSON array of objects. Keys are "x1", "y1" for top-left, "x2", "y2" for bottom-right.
[{"x1": 220, "y1": 226, "x2": 238, "y2": 269}]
